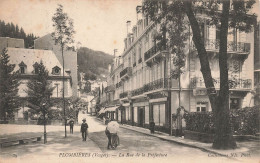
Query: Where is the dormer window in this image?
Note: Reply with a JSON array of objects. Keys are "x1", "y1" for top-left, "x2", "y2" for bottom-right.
[
  {"x1": 52, "y1": 66, "x2": 61, "y2": 75},
  {"x1": 19, "y1": 61, "x2": 27, "y2": 74},
  {"x1": 33, "y1": 62, "x2": 39, "y2": 74}
]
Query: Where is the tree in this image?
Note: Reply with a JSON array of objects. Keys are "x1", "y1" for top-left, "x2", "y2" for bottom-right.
[
  {"x1": 52, "y1": 4, "x2": 75, "y2": 138},
  {"x1": 143, "y1": 0, "x2": 256, "y2": 149},
  {"x1": 0, "y1": 48, "x2": 20, "y2": 121},
  {"x1": 26, "y1": 61, "x2": 55, "y2": 143}
]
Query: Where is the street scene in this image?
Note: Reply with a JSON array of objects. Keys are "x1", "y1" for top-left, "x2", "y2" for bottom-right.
[{"x1": 0, "y1": 0, "x2": 260, "y2": 163}]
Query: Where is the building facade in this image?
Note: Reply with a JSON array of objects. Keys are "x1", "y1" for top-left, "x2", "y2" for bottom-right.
[
  {"x1": 101, "y1": 5, "x2": 254, "y2": 133},
  {"x1": 1, "y1": 37, "x2": 73, "y2": 120},
  {"x1": 34, "y1": 34, "x2": 78, "y2": 97}
]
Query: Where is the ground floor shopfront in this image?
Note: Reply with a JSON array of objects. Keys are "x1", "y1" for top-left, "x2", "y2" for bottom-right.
[{"x1": 115, "y1": 89, "x2": 252, "y2": 134}]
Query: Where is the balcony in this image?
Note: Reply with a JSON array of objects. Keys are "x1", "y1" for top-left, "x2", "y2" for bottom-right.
[
  {"x1": 120, "y1": 67, "x2": 132, "y2": 81},
  {"x1": 104, "y1": 85, "x2": 115, "y2": 92},
  {"x1": 144, "y1": 41, "x2": 168, "y2": 66},
  {"x1": 116, "y1": 81, "x2": 122, "y2": 89},
  {"x1": 138, "y1": 58, "x2": 142, "y2": 64},
  {"x1": 191, "y1": 77, "x2": 252, "y2": 90},
  {"x1": 143, "y1": 78, "x2": 169, "y2": 93},
  {"x1": 203, "y1": 39, "x2": 250, "y2": 54},
  {"x1": 119, "y1": 91, "x2": 129, "y2": 99},
  {"x1": 131, "y1": 87, "x2": 144, "y2": 97}
]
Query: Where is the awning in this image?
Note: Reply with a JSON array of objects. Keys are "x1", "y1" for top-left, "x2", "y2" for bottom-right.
[
  {"x1": 105, "y1": 106, "x2": 118, "y2": 112},
  {"x1": 98, "y1": 108, "x2": 106, "y2": 114}
]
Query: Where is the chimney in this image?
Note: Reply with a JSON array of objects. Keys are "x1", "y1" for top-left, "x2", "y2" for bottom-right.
[
  {"x1": 136, "y1": 6, "x2": 142, "y2": 21},
  {"x1": 126, "y1": 21, "x2": 131, "y2": 35}
]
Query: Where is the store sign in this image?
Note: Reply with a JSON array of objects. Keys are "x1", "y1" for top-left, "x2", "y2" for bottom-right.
[{"x1": 193, "y1": 88, "x2": 207, "y2": 96}]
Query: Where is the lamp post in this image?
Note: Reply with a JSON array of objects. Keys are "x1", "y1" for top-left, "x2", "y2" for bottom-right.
[
  {"x1": 42, "y1": 92, "x2": 51, "y2": 144},
  {"x1": 42, "y1": 102, "x2": 47, "y2": 144}
]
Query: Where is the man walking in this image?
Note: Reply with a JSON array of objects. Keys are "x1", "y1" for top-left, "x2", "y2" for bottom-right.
[
  {"x1": 68, "y1": 118, "x2": 74, "y2": 134},
  {"x1": 80, "y1": 118, "x2": 88, "y2": 141}
]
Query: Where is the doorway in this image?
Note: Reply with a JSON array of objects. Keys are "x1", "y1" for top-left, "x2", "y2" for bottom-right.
[{"x1": 138, "y1": 107, "x2": 144, "y2": 127}]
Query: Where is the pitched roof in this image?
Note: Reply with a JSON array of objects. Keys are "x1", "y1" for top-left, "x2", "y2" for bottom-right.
[{"x1": 7, "y1": 47, "x2": 69, "y2": 77}]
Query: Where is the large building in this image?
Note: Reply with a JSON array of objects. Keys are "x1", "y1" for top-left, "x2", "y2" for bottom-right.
[
  {"x1": 34, "y1": 34, "x2": 78, "y2": 97},
  {"x1": 0, "y1": 37, "x2": 73, "y2": 120},
  {"x1": 100, "y1": 5, "x2": 255, "y2": 133}
]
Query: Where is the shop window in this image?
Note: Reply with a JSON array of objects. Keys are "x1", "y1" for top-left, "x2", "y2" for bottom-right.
[
  {"x1": 153, "y1": 104, "x2": 165, "y2": 126},
  {"x1": 196, "y1": 102, "x2": 207, "y2": 112}
]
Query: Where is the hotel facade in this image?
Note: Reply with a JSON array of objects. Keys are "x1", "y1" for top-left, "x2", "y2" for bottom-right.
[{"x1": 100, "y1": 7, "x2": 254, "y2": 133}]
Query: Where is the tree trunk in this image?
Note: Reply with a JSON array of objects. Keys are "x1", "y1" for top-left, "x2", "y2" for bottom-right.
[
  {"x1": 184, "y1": 1, "x2": 236, "y2": 149},
  {"x1": 212, "y1": 0, "x2": 236, "y2": 149}
]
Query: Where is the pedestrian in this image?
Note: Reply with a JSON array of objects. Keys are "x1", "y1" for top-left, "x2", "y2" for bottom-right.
[
  {"x1": 106, "y1": 118, "x2": 119, "y2": 149},
  {"x1": 149, "y1": 119, "x2": 155, "y2": 134},
  {"x1": 80, "y1": 118, "x2": 88, "y2": 141},
  {"x1": 69, "y1": 118, "x2": 74, "y2": 134}
]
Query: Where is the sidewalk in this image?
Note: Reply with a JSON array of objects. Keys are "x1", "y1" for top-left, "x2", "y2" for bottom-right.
[{"x1": 118, "y1": 123, "x2": 259, "y2": 160}]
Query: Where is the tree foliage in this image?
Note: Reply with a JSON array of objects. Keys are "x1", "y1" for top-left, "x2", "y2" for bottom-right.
[
  {"x1": 0, "y1": 48, "x2": 20, "y2": 121},
  {"x1": 51, "y1": 4, "x2": 75, "y2": 51},
  {"x1": 0, "y1": 20, "x2": 38, "y2": 48},
  {"x1": 143, "y1": 0, "x2": 256, "y2": 149},
  {"x1": 26, "y1": 61, "x2": 55, "y2": 118}
]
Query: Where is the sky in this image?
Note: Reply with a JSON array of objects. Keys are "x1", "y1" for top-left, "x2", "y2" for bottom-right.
[
  {"x1": 0, "y1": 0, "x2": 141, "y2": 55},
  {"x1": 0, "y1": 0, "x2": 259, "y2": 56}
]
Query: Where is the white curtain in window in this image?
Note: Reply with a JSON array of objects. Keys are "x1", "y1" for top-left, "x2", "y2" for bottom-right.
[
  {"x1": 118, "y1": 110, "x2": 121, "y2": 122},
  {"x1": 153, "y1": 105, "x2": 159, "y2": 125},
  {"x1": 126, "y1": 107, "x2": 129, "y2": 121},
  {"x1": 145, "y1": 105, "x2": 149, "y2": 124},
  {"x1": 159, "y1": 104, "x2": 165, "y2": 126},
  {"x1": 134, "y1": 107, "x2": 138, "y2": 123}
]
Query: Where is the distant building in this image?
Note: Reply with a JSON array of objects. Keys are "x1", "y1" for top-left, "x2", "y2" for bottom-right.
[
  {"x1": 34, "y1": 34, "x2": 78, "y2": 97},
  {"x1": 79, "y1": 72, "x2": 86, "y2": 90},
  {"x1": 88, "y1": 80, "x2": 106, "y2": 91},
  {"x1": 0, "y1": 37, "x2": 24, "y2": 51}
]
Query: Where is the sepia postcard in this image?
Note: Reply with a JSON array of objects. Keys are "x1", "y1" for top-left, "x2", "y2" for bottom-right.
[{"x1": 0, "y1": 0, "x2": 259, "y2": 163}]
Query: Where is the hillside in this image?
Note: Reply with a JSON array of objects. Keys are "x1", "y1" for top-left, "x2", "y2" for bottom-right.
[{"x1": 77, "y1": 47, "x2": 113, "y2": 81}]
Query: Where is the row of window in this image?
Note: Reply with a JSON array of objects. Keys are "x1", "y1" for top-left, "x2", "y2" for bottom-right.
[{"x1": 18, "y1": 61, "x2": 61, "y2": 75}]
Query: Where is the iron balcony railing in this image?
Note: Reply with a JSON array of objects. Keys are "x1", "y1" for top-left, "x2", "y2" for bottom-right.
[
  {"x1": 131, "y1": 87, "x2": 144, "y2": 97},
  {"x1": 131, "y1": 78, "x2": 171, "y2": 97},
  {"x1": 104, "y1": 85, "x2": 115, "y2": 92},
  {"x1": 203, "y1": 39, "x2": 250, "y2": 53},
  {"x1": 120, "y1": 67, "x2": 132, "y2": 78},
  {"x1": 191, "y1": 77, "x2": 252, "y2": 89},
  {"x1": 143, "y1": 78, "x2": 169, "y2": 92},
  {"x1": 138, "y1": 58, "x2": 142, "y2": 64},
  {"x1": 119, "y1": 91, "x2": 128, "y2": 99},
  {"x1": 144, "y1": 41, "x2": 167, "y2": 61},
  {"x1": 116, "y1": 81, "x2": 122, "y2": 89}
]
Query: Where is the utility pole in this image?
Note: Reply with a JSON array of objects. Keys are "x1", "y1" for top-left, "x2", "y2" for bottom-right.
[{"x1": 43, "y1": 103, "x2": 47, "y2": 144}]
